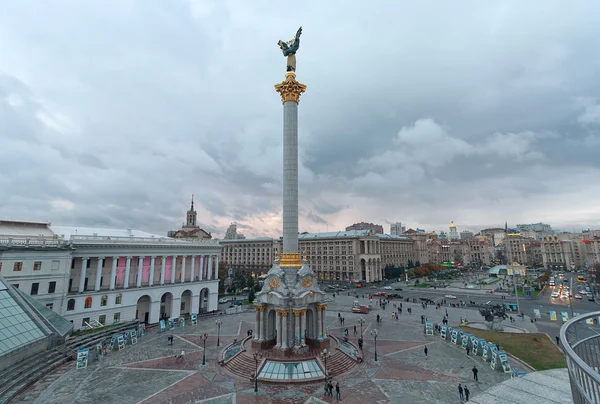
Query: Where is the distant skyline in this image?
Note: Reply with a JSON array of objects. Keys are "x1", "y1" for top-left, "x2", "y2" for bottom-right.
[{"x1": 2, "y1": 1, "x2": 600, "y2": 239}]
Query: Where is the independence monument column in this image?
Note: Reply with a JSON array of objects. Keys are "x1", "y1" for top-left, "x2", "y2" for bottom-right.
[{"x1": 275, "y1": 27, "x2": 306, "y2": 269}]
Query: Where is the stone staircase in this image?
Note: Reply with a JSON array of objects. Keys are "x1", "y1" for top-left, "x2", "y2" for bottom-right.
[
  {"x1": 0, "y1": 320, "x2": 140, "y2": 403},
  {"x1": 223, "y1": 353, "x2": 257, "y2": 380},
  {"x1": 326, "y1": 350, "x2": 358, "y2": 377},
  {"x1": 0, "y1": 348, "x2": 71, "y2": 404}
]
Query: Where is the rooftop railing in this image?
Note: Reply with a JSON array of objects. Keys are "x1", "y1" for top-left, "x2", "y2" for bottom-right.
[
  {"x1": 70, "y1": 234, "x2": 221, "y2": 246},
  {"x1": 560, "y1": 311, "x2": 600, "y2": 403},
  {"x1": 0, "y1": 237, "x2": 71, "y2": 248}
]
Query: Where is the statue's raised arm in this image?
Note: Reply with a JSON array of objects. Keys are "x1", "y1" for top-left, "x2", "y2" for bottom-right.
[{"x1": 278, "y1": 26, "x2": 302, "y2": 72}]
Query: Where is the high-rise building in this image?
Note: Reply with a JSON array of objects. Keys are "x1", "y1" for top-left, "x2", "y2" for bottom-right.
[
  {"x1": 345, "y1": 222, "x2": 384, "y2": 234},
  {"x1": 224, "y1": 223, "x2": 245, "y2": 240},
  {"x1": 390, "y1": 222, "x2": 405, "y2": 236},
  {"x1": 460, "y1": 230, "x2": 474, "y2": 240}
]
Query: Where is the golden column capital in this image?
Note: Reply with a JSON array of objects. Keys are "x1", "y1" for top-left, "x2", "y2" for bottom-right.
[
  {"x1": 274, "y1": 72, "x2": 307, "y2": 104},
  {"x1": 276, "y1": 309, "x2": 289, "y2": 317},
  {"x1": 254, "y1": 305, "x2": 266, "y2": 312},
  {"x1": 292, "y1": 309, "x2": 305, "y2": 317},
  {"x1": 316, "y1": 304, "x2": 328, "y2": 311}
]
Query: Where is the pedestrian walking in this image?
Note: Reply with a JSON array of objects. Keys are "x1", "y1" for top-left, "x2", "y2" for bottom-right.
[
  {"x1": 555, "y1": 335, "x2": 560, "y2": 345},
  {"x1": 324, "y1": 381, "x2": 329, "y2": 396},
  {"x1": 424, "y1": 345, "x2": 428, "y2": 357},
  {"x1": 328, "y1": 381, "x2": 334, "y2": 397},
  {"x1": 335, "y1": 382, "x2": 341, "y2": 400},
  {"x1": 353, "y1": 325, "x2": 357, "y2": 335},
  {"x1": 458, "y1": 383, "x2": 464, "y2": 400},
  {"x1": 466, "y1": 346, "x2": 470, "y2": 355},
  {"x1": 179, "y1": 350, "x2": 185, "y2": 361},
  {"x1": 464, "y1": 385, "x2": 470, "y2": 401},
  {"x1": 472, "y1": 366, "x2": 478, "y2": 381}
]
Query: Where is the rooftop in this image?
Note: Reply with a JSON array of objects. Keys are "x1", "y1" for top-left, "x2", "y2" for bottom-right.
[{"x1": 51, "y1": 225, "x2": 167, "y2": 240}]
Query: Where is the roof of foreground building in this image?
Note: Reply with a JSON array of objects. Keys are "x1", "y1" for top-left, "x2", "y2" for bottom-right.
[{"x1": 0, "y1": 278, "x2": 72, "y2": 357}]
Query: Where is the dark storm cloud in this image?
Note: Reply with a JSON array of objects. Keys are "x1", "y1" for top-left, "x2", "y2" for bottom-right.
[{"x1": 1, "y1": 1, "x2": 600, "y2": 236}]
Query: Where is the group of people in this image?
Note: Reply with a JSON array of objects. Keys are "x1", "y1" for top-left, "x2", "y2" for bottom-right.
[{"x1": 323, "y1": 380, "x2": 341, "y2": 400}]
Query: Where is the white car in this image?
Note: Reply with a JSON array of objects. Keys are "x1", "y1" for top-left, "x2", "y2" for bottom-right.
[
  {"x1": 218, "y1": 298, "x2": 230, "y2": 304},
  {"x1": 551, "y1": 292, "x2": 559, "y2": 298},
  {"x1": 574, "y1": 294, "x2": 582, "y2": 299},
  {"x1": 383, "y1": 286, "x2": 393, "y2": 290},
  {"x1": 445, "y1": 294, "x2": 457, "y2": 299},
  {"x1": 579, "y1": 290, "x2": 587, "y2": 295}
]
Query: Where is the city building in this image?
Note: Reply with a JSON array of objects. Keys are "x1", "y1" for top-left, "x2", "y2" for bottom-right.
[
  {"x1": 219, "y1": 237, "x2": 274, "y2": 277},
  {"x1": 540, "y1": 235, "x2": 586, "y2": 271},
  {"x1": 0, "y1": 220, "x2": 221, "y2": 330},
  {"x1": 448, "y1": 221, "x2": 459, "y2": 240},
  {"x1": 516, "y1": 223, "x2": 553, "y2": 241},
  {"x1": 582, "y1": 238, "x2": 600, "y2": 268},
  {"x1": 345, "y1": 222, "x2": 384, "y2": 234},
  {"x1": 460, "y1": 230, "x2": 474, "y2": 240},
  {"x1": 390, "y1": 222, "x2": 405, "y2": 236},
  {"x1": 503, "y1": 234, "x2": 529, "y2": 265},
  {"x1": 224, "y1": 223, "x2": 246, "y2": 240},
  {"x1": 167, "y1": 196, "x2": 212, "y2": 240},
  {"x1": 404, "y1": 229, "x2": 430, "y2": 264}
]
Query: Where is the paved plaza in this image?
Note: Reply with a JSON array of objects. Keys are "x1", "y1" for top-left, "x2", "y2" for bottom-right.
[{"x1": 16, "y1": 295, "x2": 513, "y2": 404}]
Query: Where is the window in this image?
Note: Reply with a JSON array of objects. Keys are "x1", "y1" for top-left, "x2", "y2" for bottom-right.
[
  {"x1": 98, "y1": 315, "x2": 106, "y2": 325},
  {"x1": 113, "y1": 312, "x2": 121, "y2": 323},
  {"x1": 100, "y1": 295, "x2": 108, "y2": 306},
  {"x1": 115, "y1": 294, "x2": 122, "y2": 304},
  {"x1": 31, "y1": 283, "x2": 39, "y2": 295},
  {"x1": 84, "y1": 296, "x2": 92, "y2": 309},
  {"x1": 82, "y1": 317, "x2": 90, "y2": 327},
  {"x1": 48, "y1": 281, "x2": 56, "y2": 294},
  {"x1": 46, "y1": 303, "x2": 54, "y2": 310},
  {"x1": 14, "y1": 262, "x2": 23, "y2": 271},
  {"x1": 13, "y1": 284, "x2": 19, "y2": 289},
  {"x1": 67, "y1": 299, "x2": 75, "y2": 311},
  {"x1": 181, "y1": 301, "x2": 185, "y2": 311},
  {"x1": 51, "y1": 260, "x2": 60, "y2": 271},
  {"x1": 33, "y1": 261, "x2": 42, "y2": 271}
]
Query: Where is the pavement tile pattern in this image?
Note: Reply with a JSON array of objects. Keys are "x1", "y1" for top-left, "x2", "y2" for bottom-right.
[{"x1": 15, "y1": 295, "x2": 516, "y2": 403}]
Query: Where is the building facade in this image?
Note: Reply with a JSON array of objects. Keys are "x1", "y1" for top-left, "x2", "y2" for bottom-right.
[
  {"x1": 448, "y1": 221, "x2": 459, "y2": 240},
  {"x1": 0, "y1": 221, "x2": 221, "y2": 330},
  {"x1": 219, "y1": 237, "x2": 274, "y2": 277},
  {"x1": 540, "y1": 235, "x2": 586, "y2": 271},
  {"x1": 224, "y1": 223, "x2": 246, "y2": 240},
  {"x1": 390, "y1": 222, "x2": 405, "y2": 236}
]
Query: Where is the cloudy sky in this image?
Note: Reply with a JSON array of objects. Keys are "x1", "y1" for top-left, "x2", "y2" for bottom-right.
[{"x1": 2, "y1": 1, "x2": 600, "y2": 238}]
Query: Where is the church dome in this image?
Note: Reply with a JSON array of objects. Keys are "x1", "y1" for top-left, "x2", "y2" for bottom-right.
[{"x1": 449, "y1": 221, "x2": 456, "y2": 228}]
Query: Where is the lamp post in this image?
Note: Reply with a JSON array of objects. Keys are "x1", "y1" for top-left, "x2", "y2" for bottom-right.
[
  {"x1": 358, "y1": 318, "x2": 365, "y2": 338},
  {"x1": 320, "y1": 348, "x2": 331, "y2": 379},
  {"x1": 216, "y1": 319, "x2": 223, "y2": 347},
  {"x1": 253, "y1": 351, "x2": 263, "y2": 393},
  {"x1": 201, "y1": 333, "x2": 208, "y2": 365},
  {"x1": 371, "y1": 329, "x2": 378, "y2": 362}
]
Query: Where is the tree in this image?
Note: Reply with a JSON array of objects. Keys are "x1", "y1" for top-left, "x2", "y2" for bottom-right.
[
  {"x1": 218, "y1": 262, "x2": 228, "y2": 293},
  {"x1": 248, "y1": 287, "x2": 256, "y2": 303},
  {"x1": 407, "y1": 259, "x2": 415, "y2": 269}
]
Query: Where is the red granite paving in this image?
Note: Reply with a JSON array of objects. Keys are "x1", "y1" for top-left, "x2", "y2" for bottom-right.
[
  {"x1": 11, "y1": 361, "x2": 72, "y2": 403},
  {"x1": 374, "y1": 357, "x2": 458, "y2": 382},
  {"x1": 125, "y1": 351, "x2": 203, "y2": 370},
  {"x1": 373, "y1": 340, "x2": 426, "y2": 355}
]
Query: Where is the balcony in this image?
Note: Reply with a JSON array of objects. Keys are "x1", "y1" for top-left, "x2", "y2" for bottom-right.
[{"x1": 560, "y1": 311, "x2": 600, "y2": 403}]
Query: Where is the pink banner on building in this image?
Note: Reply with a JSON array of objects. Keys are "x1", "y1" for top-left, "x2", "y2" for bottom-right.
[
  {"x1": 116, "y1": 257, "x2": 125, "y2": 286},
  {"x1": 142, "y1": 256, "x2": 152, "y2": 283}
]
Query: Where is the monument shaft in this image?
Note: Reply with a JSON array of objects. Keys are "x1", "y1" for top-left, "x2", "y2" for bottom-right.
[{"x1": 282, "y1": 101, "x2": 299, "y2": 255}]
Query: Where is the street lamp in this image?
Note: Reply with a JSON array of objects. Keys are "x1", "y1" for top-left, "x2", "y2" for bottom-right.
[
  {"x1": 371, "y1": 329, "x2": 379, "y2": 361},
  {"x1": 216, "y1": 319, "x2": 223, "y2": 347},
  {"x1": 358, "y1": 318, "x2": 365, "y2": 338},
  {"x1": 201, "y1": 333, "x2": 208, "y2": 365},
  {"x1": 320, "y1": 349, "x2": 332, "y2": 379},
  {"x1": 253, "y1": 351, "x2": 263, "y2": 393}
]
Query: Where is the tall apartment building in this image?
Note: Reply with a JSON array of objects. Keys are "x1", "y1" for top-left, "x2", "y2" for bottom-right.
[
  {"x1": 541, "y1": 235, "x2": 586, "y2": 270},
  {"x1": 224, "y1": 223, "x2": 246, "y2": 240},
  {"x1": 582, "y1": 238, "x2": 600, "y2": 268},
  {"x1": 219, "y1": 230, "x2": 414, "y2": 283},
  {"x1": 219, "y1": 238, "x2": 274, "y2": 277},
  {"x1": 345, "y1": 222, "x2": 384, "y2": 234},
  {"x1": 390, "y1": 222, "x2": 405, "y2": 236},
  {"x1": 404, "y1": 229, "x2": 430, "y2": 264},
  {"x1": 0, "y1": 220, "x2": 221, "y2": 331},
  {"x1": 503, "y1": 235, "x2": 529, "y2": 265},
  {"x1": 516, "y1": 223, "x2": 553, "y2": 241}
]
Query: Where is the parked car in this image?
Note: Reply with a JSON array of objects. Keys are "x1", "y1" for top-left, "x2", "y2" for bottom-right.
[
  {"x1": 394, "y1": 287, "x2": 403, "y2": 291},
  {"x1": 219, "y1": 298, "x2": 230, "y2": 304},
  {"x1": 444, "y1": 294, "x2": 457, "y2": 299},
  {"x1": 383, "y1": 286, "x2": 393, "y2": 290}
]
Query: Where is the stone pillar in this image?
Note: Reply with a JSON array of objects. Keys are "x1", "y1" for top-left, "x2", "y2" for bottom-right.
[
  {"x1": 94, "y1": 257, "x2": 103, "y2": 291},
  {"x1": 149, "y1": 256, "x2": 156, "y2": 287},
  {"x1": 149, "y1": 300, "x2": 161, "y2": 324},
  {"x1": 110, "y1": 257, "x2": 118, "y2": 290},
  {"x1": 198, "y1": 255, "x2": 204, "y2": 280},
  {"x1": 170, "y1": 255, "x2": 177, "y2": 284},
  {"x1": 136, "y1": 256, "x2": 144, "y2": 287},
  {"x1": 275, "y1": 310, "x2": 282, "y2": 348},
  {"x1": 293, "y1": 310, "x2": 302, "y2": 347},
  {"x1": 280, "y1": 310, "x2": 289, "y2": 349},
  {"x1": 190, "y1": 255, "x2": 196, "y2": 282},
  {"x1": 124, "y1": 256, "x2": 132, "y2": 289},
  {"x1": 159, "y1": 256, "x2": 166, "y2": 285},
  {"x1": 78, "y1": 257, "x2": 88, "y2": 293},
  {"x1": 255, "y1": 306, "x2": 263, "y2": 341},
  {"x1": 262, "y1": 310, "x2": 268, "y2": 342},
  {"x1": 299, "y1": 310, "x2": 305, "y2": 343},
  {"x1": 207, "y1": 256, "x2": 213, "y2": 280},
  {"x1": 214, "y1": 256, "x2": 219, "y2": 280},
  {"x1": 181, "y1": 256, "x2": 186, "y2": 283},
  {"x1": 191, "y1": 294, "x2": 200, "y2": 315},
  {"x1": 170, "y1": 297, "x2": 181, "y2": 319}
]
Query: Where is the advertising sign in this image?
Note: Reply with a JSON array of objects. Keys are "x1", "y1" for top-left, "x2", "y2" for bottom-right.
[
  {"x1": 76, "y1": 349, "x2": 89, "y2": 369},
  {"x1": 160, "y1": 319, "x2": 166, "y2": 332},
  {"x1": 425, "y1": 321, "x2": 433, "y2": 336},
  {"x1": 138, "y1": 323, "x2": 146, "y2": 336},
  {"x1": 168, "y1": 319, "x2": 175, "y2": 330},
  {"x1": 533, "y1": 309, "x2": 541, "y2": 319},
  {"x1": 191, "y1": 314, "x2": 198, "y2": 325},
  {"x1": 117, "y1": 334, "x2": 126, "y2": 350},
  {"x1": 130, "y1": 329, "x2": 138, "y2": 344},
  {"x1": 549, "y1": 311, "x2": 557, "y2": 321},
  {"x1": 179, "y1": 317, "x2": 185, "y2": 327},
  {"x1": 561, "y1": 312, "x2": 569, "y2": 322}
]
